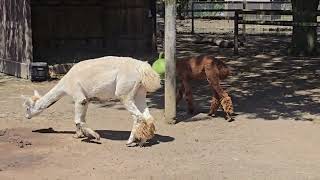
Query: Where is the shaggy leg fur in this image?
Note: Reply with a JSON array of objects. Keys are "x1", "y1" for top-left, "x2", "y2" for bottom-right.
[
  {"x1": 208, "y1": 92, "x2": 220, "y2": 116},
  {"x1": 126, "y1": 87, "x2": 156, "y2": 147},
  {"x1": 177, "y1": 80, "x2": 195, "y2": 114},
  {"x1": 205, "y1": 64, "x2": 224, "y2": 97},
  {"x1": 120, "y1": 87, "x2": 149, "y2": 146},
  {"x1": 205, "y1": 64, "x2": 234, "y2": 121},
  {"x1": 134, "y1": 118, "x2": 156, "y2": 147},
  {"x1": 185, "y1": 91, "x2": 194, "y2": 114},
  {"x1": 176, "y1": 83, "x2": 184, "y2": 104},
  {"x1": 182, "y1": 79, "x2": 195, "y2": 114},
  {"x1": 220, "y1": 93, "x2": 234, "y2": 121}
]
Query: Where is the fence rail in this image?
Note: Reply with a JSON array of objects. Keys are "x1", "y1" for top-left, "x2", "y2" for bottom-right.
[
  {"x1": 183, "y1": 0, "x2": 319, "y2": 33},
  {"x1": 233, "y1": 9, "x2": 320, "y2": 54}
]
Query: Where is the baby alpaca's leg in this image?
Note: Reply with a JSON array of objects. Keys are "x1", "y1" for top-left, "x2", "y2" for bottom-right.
[
  {"x1": 208, "y1": 91, "x2": 220, "y2": 116},
  {"x1": 220, "y1": 92, "x2": 234, "y2": 121}
]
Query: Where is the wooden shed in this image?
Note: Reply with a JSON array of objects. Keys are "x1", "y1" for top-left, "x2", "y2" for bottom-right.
[{"x1": 0, "y1": 0, "x2": 156, "y2": 79}]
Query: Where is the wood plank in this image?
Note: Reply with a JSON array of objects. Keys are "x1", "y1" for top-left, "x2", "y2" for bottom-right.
[
  {"x1": 0, "y1": 0, "x2": 32, "y2": 78},
  {"x1": 31, "y1": 0, "x2": 153, "y2": 62}
]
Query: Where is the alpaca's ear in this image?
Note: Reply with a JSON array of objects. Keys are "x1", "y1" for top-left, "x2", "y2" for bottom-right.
[
  {"x1": 34, "y1": 90, "x2": 41, "y2": 97},
  {"x1": 21, "y1": 95, "x2": 31, "y2": 106},
  {"x1": 21, "y1": 95, "x2": 28, "y2": 101}
]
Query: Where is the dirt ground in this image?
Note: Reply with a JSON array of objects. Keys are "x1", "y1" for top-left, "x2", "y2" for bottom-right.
[{"x1": 1, "y1": 33, "x2": 320, "y2": 180}]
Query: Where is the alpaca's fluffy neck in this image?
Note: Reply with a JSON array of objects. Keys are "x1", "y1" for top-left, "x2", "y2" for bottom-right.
[{"x1": 34, "y1": 81, "x2": 65, "y2": 111}]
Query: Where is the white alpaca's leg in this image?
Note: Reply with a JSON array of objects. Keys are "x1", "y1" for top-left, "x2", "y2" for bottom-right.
[
  {"x1": 134, "y1": 87, "x2": 152, "y2": 120},
  {"x1": 116, "y1": 80, "x2": 145, "y2": 145},
  {"x1": 74, "y1": 101, "x2": 88, "y2": 138},
  {"x1": 74, "y1": 101, "x2": 100, "y2": 140},
  {"x1": 126, "y1": 87, "x2": 153, "y2": 145},
  {"x1": 121, "y1": 96, "x2": 144, "y2": 145},
  {"x1": 121, "y1": 96, "x2": 144, "y2": 120},
  {"x1": 127, "y1": 115, "x2": 139, "y2": 145}
]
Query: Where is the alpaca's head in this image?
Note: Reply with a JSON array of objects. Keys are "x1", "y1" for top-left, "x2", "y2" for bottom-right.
[{"x1": 21, "y1": 90, "x2": 42, "y2": 119}]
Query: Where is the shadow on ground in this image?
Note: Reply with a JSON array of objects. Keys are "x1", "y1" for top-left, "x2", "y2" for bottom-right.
[
  {"x1": 149, "y1": 33, "x2": 320, "y2": 122},
  {"x1": 32, "y1": 128, "x2": 174, "y2": 146}
]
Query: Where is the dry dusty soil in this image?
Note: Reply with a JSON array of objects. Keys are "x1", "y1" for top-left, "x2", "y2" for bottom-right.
[{"x1": 1, "y1": 34, "x2": 320, "y2": 179}]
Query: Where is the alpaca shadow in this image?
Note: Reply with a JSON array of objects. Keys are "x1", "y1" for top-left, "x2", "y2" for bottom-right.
[
  {"x1": 32, "y1": 127, "x2": 74, "y2": 134},
  {"x1": 96, "y1": 130, "x2": 175, "y2": 146},
  {"x1": 32, "y1": 128, "x2": 174, "y2": 146},
  {"x1": 175, "y1": 108, "x2": 236, "y2": 123}
]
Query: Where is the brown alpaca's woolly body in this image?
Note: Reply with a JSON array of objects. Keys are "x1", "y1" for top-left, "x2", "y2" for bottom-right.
[{"x1": 176, "y1": 55, "x2": 234, "y2": 120}]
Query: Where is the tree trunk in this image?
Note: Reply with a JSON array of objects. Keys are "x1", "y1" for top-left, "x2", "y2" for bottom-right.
[{"x1": 291, "y1": 0, "x2": 319, "y2": 56}]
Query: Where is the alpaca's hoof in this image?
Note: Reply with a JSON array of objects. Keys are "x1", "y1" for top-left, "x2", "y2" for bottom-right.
[
  {"x1": 126, "y1": 143, "x2": 136, "y2": 147},
  {"x1": 73, "y1": 134, "x2": 85, "y2": 139},
  {"x1": 81, "y1": 127, "x2": 100, "y2": 140},
  {"x1": 73, "y1": 131, "x2": 85, "y2": 139},
  {"x1": 225, "y1": 116, "x2": 235, "y2": 122},
  {"x1": 126, "y1": 138, "x2": 135, "y2": 146},
  {"x1": 126, "y1": 142, "x2": 136, "y2": 147},
  {"x1": 188, "y1": 109, "x2": 195, "y2": 115},
  {"x1": 90, "y1": 131, "x2": 100, "y2": 140},
  {"x1": 207, "y1": 112, "x2": 216, "y2": 117},
  {"x1": 138, "y1": 139, "x2": 147, "y2": 147}
]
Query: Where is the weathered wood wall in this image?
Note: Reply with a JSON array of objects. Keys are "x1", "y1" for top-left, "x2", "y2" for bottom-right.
[
  {"x1": 0, "y1": 0, "x2": 32, "y2": 78},
  {"x1": 31, "y1": 0, "x2": 154, "y2": 64}
]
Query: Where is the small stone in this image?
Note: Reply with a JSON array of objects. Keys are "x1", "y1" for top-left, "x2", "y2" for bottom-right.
[
  {"x1": 0, "y1": 129, "x2": 7, "y2": 136},
  {"x1": 195, "y1": 139, "x2": 199, "y2": 142},
  {"x1": 25, "y1": 141, "x2": 32, "y2": 146}
]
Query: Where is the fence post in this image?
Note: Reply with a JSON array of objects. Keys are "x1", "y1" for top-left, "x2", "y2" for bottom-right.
[
  {"x1": 165, "y1": 0, "x2": 177, "y2": 124},
  {"x1": 234, "y1": 10, "x2": 239, "y2": 55},
  {"x1": 242, "y1": 0, "x2": 247, "y2": 40},
  {"x1": 191, "y1": 1, "x2": 194, "y2": 34},
  {"x1": 151, "y1": 0, "x2": 157, "y2": 53}
]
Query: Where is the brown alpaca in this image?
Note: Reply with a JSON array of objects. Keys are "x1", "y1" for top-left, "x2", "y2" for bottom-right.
[{"x1": 176, "y1": 55, "x2": 234, "y2": 121}]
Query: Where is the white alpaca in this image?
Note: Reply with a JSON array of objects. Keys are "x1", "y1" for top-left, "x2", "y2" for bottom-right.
[{"x1": 21, "y1": 56, "x2": 161, "y2": 146}]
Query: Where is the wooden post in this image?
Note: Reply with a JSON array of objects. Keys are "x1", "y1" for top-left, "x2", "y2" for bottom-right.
[
  {"x1": 234, "y1": 10, "x2": 239, "y2": 55},
  {"x1": 151, "y1": 0, "x2": 157, "y2": 53},
  {"x1": 191, "y1": 1, "x2": 195, "y2": 34},
  {"x1": 242, "y1": 0, "x2": 247, "y2": 40},
  {"x1": 165, "y1": 0, "x2": 176, "y2": 124}
]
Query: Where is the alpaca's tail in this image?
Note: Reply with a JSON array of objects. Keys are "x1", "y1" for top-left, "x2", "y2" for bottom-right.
[{"x1": 138, "y1": 61, "x2": 161, "y2": 92}]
